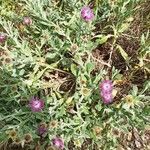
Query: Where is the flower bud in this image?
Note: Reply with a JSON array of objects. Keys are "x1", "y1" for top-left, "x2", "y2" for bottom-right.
[{"x1": 23, "y1": 17, "x2": 32, "y2": 25}]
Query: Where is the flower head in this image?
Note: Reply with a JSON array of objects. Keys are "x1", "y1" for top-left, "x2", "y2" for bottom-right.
[
  {"x1": 23, "y1": 17, "x2": 32, "y2": 25},
  {"x1": 100, "y1": 80, "x2": 113, "y2": 93},
  {"x1": 46, "y1": 146, "x2": 56, "y2": 150},
  {"x1": 81, "y1": 6, "x2": 94, "y2": 22},
  {"x1": 92, "y1": 126, "x2": 102, "y2": 136},
  {"x1": 29, "y1": 97, "x2": 44, "y2": 112},
  {"x1": 37, "y1": 122, "x2": 48, "y2": 137},
  {"x1": 111, "y1": 128, "x2": 121, "y2": 138},
  {"x1": 125, "y1": 95, "x2": 135, "y2": 108},
  {"x1": 52, "y1": 137, "x2": 64, "y2": 150},
  {"x1": 12, "y1": 137, "x2": 21, "y2": 145},
  {"x1": 24, "y1": 133, "x2": 32, "y2": 143},
  {"x1": 74, "y1": 139, "x2": 82, "y2": 148},
  {"x1": 101, "y1": 92, "x2": 113, "y2": 104},
  {"x1": 0, "y1": 33, "x2": 7, "y2": 43},
  {"x1": 8, "y1": 130, "x2": 17, "y2": 140},
  {"x1": 49, "y1": 120, "x2": 58, "y2": 129}
]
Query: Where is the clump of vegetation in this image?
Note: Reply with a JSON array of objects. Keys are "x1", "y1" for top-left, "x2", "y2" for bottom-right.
[{"x1": 0, "y1": 0, "x2": 150, "y2": 149}]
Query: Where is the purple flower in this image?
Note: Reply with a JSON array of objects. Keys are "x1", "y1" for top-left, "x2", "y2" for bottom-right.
[
  {"x1": 101, "y1": 92, "x2": 113, "y2": 104},
  {"x1": 100, "y1": 80, "x2": 113, "y2": 93},
  {"x1": 52, "y1": 137, "x2": 64, "y2": 150},
  {"x1": 29, "y1": 97, "x2": 44, "y2": 112},
  {"x1": 37, "y1": 123, "x2": 47, "y2": 137},
  {"x1": 23, "y1": 17, "x2": 32, "y2": 26},
  {"x1": 81, "y1": 6, "x2": 94, "y2": 22},
  {"x1": 0, "y1": 33, "x2": 7, "y2": 43},
  {"x1": 99, "y1": 80, "x2": 114, "y2": 104}
]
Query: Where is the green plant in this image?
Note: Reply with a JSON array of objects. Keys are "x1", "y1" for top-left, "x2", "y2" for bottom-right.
[{"x1": 0, "y1": 0, "x2": 149, "y2": 149}]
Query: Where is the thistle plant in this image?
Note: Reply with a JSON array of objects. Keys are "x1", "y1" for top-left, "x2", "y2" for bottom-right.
[{"x1": 0, "y1": 0, "x2": 150, "y2": 149}]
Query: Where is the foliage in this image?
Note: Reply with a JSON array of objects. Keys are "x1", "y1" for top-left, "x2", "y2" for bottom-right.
[{"x1": 0, "y1": 0, "x2": 150, "y2": 149}]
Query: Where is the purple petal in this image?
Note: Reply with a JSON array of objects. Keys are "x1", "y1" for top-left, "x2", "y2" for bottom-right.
[
  {"x1": 29, "y1": 97, "x2": 44, "y2": 112},
  {"x1": 101, "y1": 92, "x2": 113, "y2": 104},
  {"x1": 23, "y1": 17, "x2": 32, "y2": 25},
  {"x1": 99, "y1": 80, "x2": 113, "y2": 93},
  {"x1": 52, "y1": 137, "x2": 64, "y2": 149},
  {"x1": 81, "y1": 6, "x2": 94, "y2": 21}
]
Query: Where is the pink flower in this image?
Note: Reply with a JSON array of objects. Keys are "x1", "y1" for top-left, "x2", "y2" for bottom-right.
[
  {"x1": 100, "y1": 80, "x2": 113, "y2": 93},
  {"x1": 52, "y1": 137, "x2": 64, "y2": 149},
  {"x1": 81, "y1": 6, "x2": 94, "y2": 22},
  {"x1": 0, "y1": 33, "x2": 7, "y2": 43},
  {"x1": 23, "y1": 17, "x2": 32, "y2": 26},
  {"x1": 99, "y1": 80, "x2": 114, "y2": 104},
  {"x1": 101, "y1": 92, "x2": 113, "y2": 104},
  {"x1": 29, "y1": 97, "x2": 44, "y2": 112}
]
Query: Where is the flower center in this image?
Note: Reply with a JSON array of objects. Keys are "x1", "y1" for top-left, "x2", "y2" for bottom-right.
[
  {"x1": 104, "y1": 84, "x2": 110, "y2": 89},
  {"x1": 85, "y1": 9, "x2": 91, "y2": 16},
  {"x1": 34, "y1": 101, "x2": 40, "y2": 108},
  {"x1": 55, "y1": 141, "x2": 61, "y2": 146}
]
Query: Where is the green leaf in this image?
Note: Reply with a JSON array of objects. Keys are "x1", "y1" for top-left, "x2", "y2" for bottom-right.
[
  {"x1": 116, "y1": 45, "x2": 129, "y2": 61},
  {"x1": 132, "y1": 85, "x2": 138, "y2": 96},
  {"x1": 99, "y1": 35, "x2": 109, "y2": 44},
  {"x1": 118, "y1": 23, "x2": 130, "y2": 33},
  {"x1": 46, "y1": 52, "x2": 60, "y2": 63},
  {"x1": 95, "y1": 104, "x2": 102, "y2": 111},
  {"x1": 19, "y1": 69, "x2": 25, "y2": 76},
  {"x1": 86, "y1": 62, "x2": 95, "y2": 74},
  {"x1": 71, "y1": 64, "x2": 77, "y2": 76},
  {"x1": 36, "y1": 68, "x2": 48, "y2": 79},
  {"x1": 94, "y1": 34, "x2": 112, "y2": 44}
]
